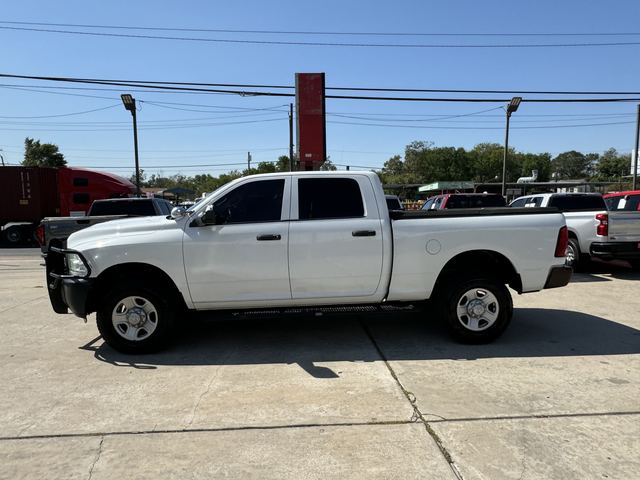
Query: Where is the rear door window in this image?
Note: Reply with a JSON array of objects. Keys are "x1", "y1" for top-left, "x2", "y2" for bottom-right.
[
  {"x1": 510, "y1": 198, "x2": 527, "y2": 207},
  {"x1": 298, "y1": 178, "x2": 364, "y2": 220},
  {"x1": 548, "y1": 195, "x2": 606, "y2": 211}
]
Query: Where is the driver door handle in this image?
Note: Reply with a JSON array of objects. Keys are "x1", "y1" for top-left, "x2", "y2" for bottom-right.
[
  {"x1": 256, "y1": 234, "x2": 281, "y2": 241},
  {"x1": 352, "y1": 230, "x2": 376, "y2": 237}
]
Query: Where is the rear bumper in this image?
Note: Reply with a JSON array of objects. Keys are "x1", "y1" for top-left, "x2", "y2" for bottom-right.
[
  {"x1": 590, "y1": 241, "x2": 640, "y2": 260},
  {"x1": 544, "y1": 265, "x2": 572, "y2": 289}
]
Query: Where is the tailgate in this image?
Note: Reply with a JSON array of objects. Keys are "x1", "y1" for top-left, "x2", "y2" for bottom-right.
[{"x1": 608, "y1": 211, "x2": 640, "y2": 241}]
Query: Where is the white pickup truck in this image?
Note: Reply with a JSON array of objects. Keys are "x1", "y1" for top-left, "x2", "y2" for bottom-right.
[
  {"x1": 45, "y1": 171, "x2": 571, "y2": 353},
  {"x1": 510, "y1": 192, "x2": 640, "y2": 269}
]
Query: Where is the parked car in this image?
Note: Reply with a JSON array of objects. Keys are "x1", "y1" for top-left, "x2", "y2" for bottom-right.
[
  {"x1": 385, "y1": 194, "x2": 404, "y2": 210},
  {"x1": 45, "y1": 171, "x2": 570, "y2": 353},
  {"x1": 421, "y1": 193, "x2": 506, "y2": 210},
  {"x1": 510, "y1": 193, "x2": 640, "y2": 269},
  {"x1": 604, "y1": 190, "x2": 640, "y2": 211},
  {"x1": 38, "y1": 197, "x2": 174, "y2": 252}
]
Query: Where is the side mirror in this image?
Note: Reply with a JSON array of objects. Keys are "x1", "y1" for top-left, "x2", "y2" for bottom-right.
[
  {"x1": 171, "y1": 206, "x2": 187, "y2": 219},
  {"x1": 201, "y1": 207, "x2": 218, "y2": 226}
]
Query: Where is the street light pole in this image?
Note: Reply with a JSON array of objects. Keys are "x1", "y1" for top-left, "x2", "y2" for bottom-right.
[
  {"x1": 120, "y1": 94, "x2": 141, "y2": 197},
  {"x1": 633, "y1": 103, "x2": 639, "y2": 191},
  {"x1": 502, "y1": 97, "x2": 522, "y2": 198}
]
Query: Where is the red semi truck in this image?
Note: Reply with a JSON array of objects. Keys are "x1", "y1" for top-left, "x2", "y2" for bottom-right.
[{"x1": 0, "y1": 166, "x2": 136, "y2": 245}]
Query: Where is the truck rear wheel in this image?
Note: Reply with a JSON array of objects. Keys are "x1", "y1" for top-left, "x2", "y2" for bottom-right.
[
  {"x1": 96, "y1": 282, "x2": 176, "y2": 354},
  {"x1": 440, "y1": 277, "x2": 512, "y2": 344},
  {"x1": 565, "y1": 238, "x2": 580, "y2": 268}
]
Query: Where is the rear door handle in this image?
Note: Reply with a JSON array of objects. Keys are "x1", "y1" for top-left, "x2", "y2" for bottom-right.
[
  {"x1": 352, "y1": 230, "x2": 376, "y2": 237},
  {"x1": 256, "y1": 234, "x2": 281, "y2": 241}
]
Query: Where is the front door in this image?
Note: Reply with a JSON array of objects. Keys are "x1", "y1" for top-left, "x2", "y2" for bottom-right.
[{"x1": 183, "y1": 177, "x2": 291, "y2": 307}]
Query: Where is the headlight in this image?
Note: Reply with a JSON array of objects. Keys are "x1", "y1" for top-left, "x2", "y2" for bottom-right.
[{"x1": 66, "y1": 253, "x2": 89, "y2": 277}]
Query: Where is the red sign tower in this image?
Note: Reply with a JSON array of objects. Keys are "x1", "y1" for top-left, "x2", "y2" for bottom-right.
[{"x1": 295, "y1": 73, "x2": 326, "y2": 170}]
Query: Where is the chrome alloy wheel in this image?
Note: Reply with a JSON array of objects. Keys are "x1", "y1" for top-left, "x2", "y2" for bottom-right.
[
  {"x1": 111, "y1": 296, "x2": 158, "y2": 341},
  {"x1": 565, "y1": 243, "x2": 576, "y2": 266},
  {"x1": 455, "y1": 288, "x2": 500, "y2": 332}
]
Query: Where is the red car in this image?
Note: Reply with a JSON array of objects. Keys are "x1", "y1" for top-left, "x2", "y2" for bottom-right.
[{"x1": 603, "y1": 190, "x2": 640, "y2": 211}]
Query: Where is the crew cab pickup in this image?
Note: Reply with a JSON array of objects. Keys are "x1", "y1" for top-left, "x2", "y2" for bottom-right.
[
  {"x1": 38, "y1": 197, "x2": 174, "y2": 252},
  {"x1": 45, "y1": 172, "x2": 571, "y2": 353},
  {"x1": 510, "y1": 192, "x2": 640, "y2": 269}
]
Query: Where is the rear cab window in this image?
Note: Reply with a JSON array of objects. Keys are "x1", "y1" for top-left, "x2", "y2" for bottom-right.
[
  {"x1": 606, "y1": 195, "x2": 640, "y2": 211},
  {"x1": 90, "y1": 200, "x2": 156, "y2": 216}
]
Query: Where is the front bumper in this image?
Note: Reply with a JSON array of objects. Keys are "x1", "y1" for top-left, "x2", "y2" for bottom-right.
[
  {"x1": 45, "y1": 247, "x2": 93, "y2": 318},
  {"x1": 544, "y1": 265, "x2": 572, "y2": 289},
  {"x1": 590, "y1": 241, "x2": 640, "y2": 260}
]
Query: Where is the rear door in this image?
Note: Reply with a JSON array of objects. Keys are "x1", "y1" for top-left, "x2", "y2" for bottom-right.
[{"x1": 288, "y1": 176, "x2": 384, "y2": 300}]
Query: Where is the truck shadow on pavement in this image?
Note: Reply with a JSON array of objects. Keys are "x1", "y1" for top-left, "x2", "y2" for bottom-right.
[{"x1": 84, "y1": 307, "x2": 640, "y2": 377}]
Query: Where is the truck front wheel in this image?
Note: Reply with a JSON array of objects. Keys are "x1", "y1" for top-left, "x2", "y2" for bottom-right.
[
  {"x1": 96, "y1": 283, "x2": 176, "y2": 354},
  {"x1": 441, "y1": 277, "x2": 512, "y2": 344}
]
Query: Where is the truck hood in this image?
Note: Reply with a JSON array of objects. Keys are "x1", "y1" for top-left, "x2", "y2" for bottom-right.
[{"x1": 67, "y1": 215, "x2": 182, "y2": 250}]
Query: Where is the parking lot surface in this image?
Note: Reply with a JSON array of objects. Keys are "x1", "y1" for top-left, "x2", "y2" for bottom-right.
[{"x1": 1, "y1": 249, "x2": 638, "y2": 479}]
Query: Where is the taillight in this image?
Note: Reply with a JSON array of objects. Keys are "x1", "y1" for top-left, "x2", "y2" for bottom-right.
[
  {"x1": 595, "y1": 213, "x2": 608, "y2": 237},
  {"x1": 555, "y1": 226, "x2": 568, "y2": 258},
  {"x1": 35, "y1": 224, "x2": 45, "y2": 246}
]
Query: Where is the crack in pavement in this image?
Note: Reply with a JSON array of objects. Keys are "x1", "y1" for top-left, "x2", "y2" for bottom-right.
[
  {"x1": 87, "y1": 436, "x2": 104, "y2": 480},
  {"x1": 357, "y1": 317, "x2": 464, "y2": 480},
  {"x1": 0, "y1": 420, "x2": 414, "y2": 442}
]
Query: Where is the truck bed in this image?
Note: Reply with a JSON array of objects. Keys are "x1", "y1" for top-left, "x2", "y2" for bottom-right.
[{"x1": 390, "y1": 207, "x2": 559, "y2": 220}]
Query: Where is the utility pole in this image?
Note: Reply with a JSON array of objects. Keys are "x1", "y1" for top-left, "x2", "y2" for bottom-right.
[
  {"x1": 247, "y1": 151, "x2": 252, "y2": 171},
  {"x1": 289, "y1": 103, "x2": 294, "y2": 171},
  {"x1": 633, "y1": 104, "x2": 639, "y2": 190}
]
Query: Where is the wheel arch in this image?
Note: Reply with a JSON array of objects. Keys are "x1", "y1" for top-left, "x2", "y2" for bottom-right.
[
  {"x1": 86, "y1": 262, "x2": 188, "y2": 315},
  {"x1": 433, "y1": 249, "x2": 522, "y2": 295}
]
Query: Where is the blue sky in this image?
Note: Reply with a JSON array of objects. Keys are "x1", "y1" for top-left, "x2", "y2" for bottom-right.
[{"x1": 1, "y1": 0, "x2": 640, "y2": 177}]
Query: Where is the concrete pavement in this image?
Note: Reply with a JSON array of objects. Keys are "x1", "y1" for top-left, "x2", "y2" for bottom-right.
[{"x1": 0, "y1": 251, "x2": 638, "y2": 479}]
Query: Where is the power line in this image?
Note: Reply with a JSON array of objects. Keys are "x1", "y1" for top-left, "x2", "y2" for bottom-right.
[
  {"x1": 2, "y1": 21, "x2": 639, "y2": 37},
  {"x1": 3, "y1": 74, "x2": 640, "y2": 103},
  {"x1": 328, "y1": 119, "x2": 636, "y2": 129},
  {"x1": 78, "y1": 160, "x2": 279, "y2": 169},
  {"x1": 3, "y1": 24, "x2": 640, "y2": 48},
  {"x1": 0, "y1": 117, "x2": 287, "y2": 132},
  {"x1": 0, "y1": 104, "x2": 120, "y2": 119}
]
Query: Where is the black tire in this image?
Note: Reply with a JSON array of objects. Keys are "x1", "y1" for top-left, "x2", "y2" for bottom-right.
[
  {"x1": 4, "y1": 226, "x2": 23, "y2": 245},
  {"x1": 565, "y1": 238, "x2": 581, "y2": 269},
  {"x1": 96, "y1": 282, "x2": 176, "y2": 354},
  {"x1": 439, "y1": 277, "x2": 513, "y2": 344}
]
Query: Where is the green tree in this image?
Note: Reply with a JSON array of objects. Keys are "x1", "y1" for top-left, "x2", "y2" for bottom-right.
[
  {"x1": 22, "y1": 137, "x2": 66, "y2": 167},
  {"x1": 594, "y1": 148, "x2": 630, "y2": 180},
  {"x1": 320, "y1": 157, "x2": 337, "y2": 171},
  {"x1": 275, "y1": 155, "x2": 294, "y2": 172},
  {"x1": 551, "y1": 151, "x2": 593, "y2": 179},
  {"x1": 469, "y1": 143, "x2": 517, "y2": 183}
]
